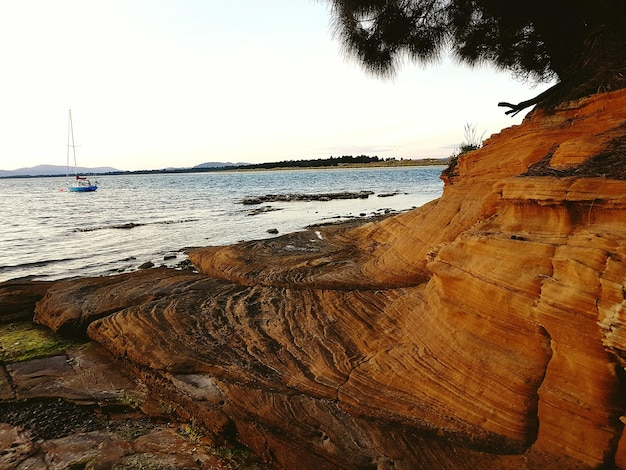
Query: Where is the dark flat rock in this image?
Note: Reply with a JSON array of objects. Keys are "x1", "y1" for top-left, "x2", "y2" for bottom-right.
[
  {"x1": 241, "y1": 191, "x2": 374, "y2": 204},
  {"x1": 5, "y1": 343, "x2": 146, "y2": 404},
  {"x1": 0, "y1": 367, "x2": 12, "y2": 401},
  {"x1": 0, "y1": 280, "x2": 56, "y2": 323},
  {"x1": 8, "y1": 355, "x2": 94, "y2": 402}
]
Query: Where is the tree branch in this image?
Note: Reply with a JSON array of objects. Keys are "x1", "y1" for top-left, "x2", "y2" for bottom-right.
[{"x1": 498, "y1": 82, "x2": 563, "y2": 116}]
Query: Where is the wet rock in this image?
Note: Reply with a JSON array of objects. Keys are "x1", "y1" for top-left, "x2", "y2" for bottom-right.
[
  {"x1": 176, "y1": 258, "x2": 197, "y2": 271},
  {"x1": 240, "y1": 191, "x2": 374, "y2": 204},
  {"x1": 377, "y1": 191, "x2": 403, "y2": 197},
  {"x1": 246, "y1": 205, "x2": 283, "y2": 216}
]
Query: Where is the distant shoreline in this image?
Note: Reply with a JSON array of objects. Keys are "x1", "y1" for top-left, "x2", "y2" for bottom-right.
[
  {"x1": 0, "y1": 158, "x2": 449, "y2": 179},
  {"x1": 225, "y1": 158, "x2": 448, "y2": 173}
]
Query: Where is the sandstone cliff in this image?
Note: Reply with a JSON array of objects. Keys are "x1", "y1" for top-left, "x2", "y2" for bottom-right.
[{"x1": 7, "y1": 89, "x2": 626, "y2": 468}]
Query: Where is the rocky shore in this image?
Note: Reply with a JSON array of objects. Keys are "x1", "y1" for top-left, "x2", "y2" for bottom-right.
[
  {"x1": 240, "y1": 191, "x2": 375, "y2": 205},
  {"x1": 0, "y1": 297, "x2": 268, "y2": 469},
  {"x1": 2, "y1": 89, "x2": 626, "y2": 469}
]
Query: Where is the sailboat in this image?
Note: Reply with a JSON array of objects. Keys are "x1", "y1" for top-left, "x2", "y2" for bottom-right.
[{"x1": 67, "y1": 109, "x2": 97, "y2": 192}]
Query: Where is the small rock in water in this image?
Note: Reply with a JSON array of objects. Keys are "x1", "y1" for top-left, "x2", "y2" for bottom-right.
[
  {"x1": 241, "y1": 196, "x2": 263, "y2": 205},
  {"x1": 164, "y1": 254, "x2": 177, "y2": 261},
  {"x1": 250, "y1": 206, "x2": 282, "y2": 216},
  {"x1": 138, "y1": 261, "x2": 154, "y2": 270},
  {"x1": 267, "y1": 228, "x2": 279, "y2": 234},
  {"x1": 176, "y1": 259, "x2": 196, "y2": 271}
]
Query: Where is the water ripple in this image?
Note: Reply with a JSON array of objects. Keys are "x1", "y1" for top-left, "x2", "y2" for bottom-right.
[{"x1": 0, "y1": 167, "x2": 445, "y2": 281}]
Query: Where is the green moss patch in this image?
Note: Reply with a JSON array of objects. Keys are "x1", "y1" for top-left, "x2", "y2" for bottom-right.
[{"x1": 0, "y1": 322, "x2": 82, "y2": 364}]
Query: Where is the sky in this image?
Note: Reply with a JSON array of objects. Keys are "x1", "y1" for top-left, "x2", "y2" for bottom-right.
[{"x1": 0, "y1": 0, "x2": 553, "y2": 172}]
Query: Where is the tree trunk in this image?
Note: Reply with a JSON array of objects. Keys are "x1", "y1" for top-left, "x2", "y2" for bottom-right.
[{"x1": 546, "y1": 2, "x2": 626, "y2": 104}]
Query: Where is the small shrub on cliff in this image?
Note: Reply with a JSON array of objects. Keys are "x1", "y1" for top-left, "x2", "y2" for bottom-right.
[
  {"x1": 458, "y1": 123, "x2": 485, "y2": 155},
  {"x1": 445, "y1": 123, "x2": 485, "y2": 177}
]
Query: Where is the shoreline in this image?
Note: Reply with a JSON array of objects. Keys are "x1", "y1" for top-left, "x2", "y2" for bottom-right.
[{"x1": 0, "y1": 159, "x2": 449, "y2": 179}]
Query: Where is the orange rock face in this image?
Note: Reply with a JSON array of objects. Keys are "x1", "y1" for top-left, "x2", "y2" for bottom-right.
[{"x1": 29, "y1": 90, "x2": 626, "y2": 469}]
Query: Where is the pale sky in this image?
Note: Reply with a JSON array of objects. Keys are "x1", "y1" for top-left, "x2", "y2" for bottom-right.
[{"x1": 0, "y1": 0, "x2": 552, "y2": 172}]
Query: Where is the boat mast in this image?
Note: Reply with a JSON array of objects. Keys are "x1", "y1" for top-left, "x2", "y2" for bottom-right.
[
  {"x1": 66, "y1": 110, "x2": 71, "y2": 177},
  {"x1": 67, "y1": 109, "x2": 78, "y2": 177}
]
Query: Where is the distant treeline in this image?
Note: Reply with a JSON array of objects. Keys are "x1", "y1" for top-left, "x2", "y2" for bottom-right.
[
  {"x1": 235, "y1": 155, "x2": 385, "y2": 170},
  {"x1": 109, "y1": 155, "x2": 420, "y2": 175}
]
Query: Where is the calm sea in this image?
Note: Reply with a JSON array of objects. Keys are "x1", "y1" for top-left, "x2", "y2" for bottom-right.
[{"x1": 0, "y1": 166, "x2": 445, "y2": 282}]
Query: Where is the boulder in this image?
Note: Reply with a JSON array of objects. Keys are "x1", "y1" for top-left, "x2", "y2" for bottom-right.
[{"x1": 0, "y1": 280, "x2": 56, "y2": 323}]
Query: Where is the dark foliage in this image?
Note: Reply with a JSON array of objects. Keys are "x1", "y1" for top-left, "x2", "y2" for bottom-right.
[
  {"x1": 326, "y1": 0, "x2": 626, "y2": 110},
  {"x1": 241, "y1": 154, "x2": 381, "y2": 170}
]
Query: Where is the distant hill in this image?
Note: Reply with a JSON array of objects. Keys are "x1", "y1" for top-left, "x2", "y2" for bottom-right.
[{"x1": 0, "y1": 164, "x2": 121, "y2": 177}]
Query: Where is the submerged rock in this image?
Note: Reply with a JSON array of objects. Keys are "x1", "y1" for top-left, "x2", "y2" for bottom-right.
[{"x1": 240, "y1": 191, "x2": 374, "y2": 205}]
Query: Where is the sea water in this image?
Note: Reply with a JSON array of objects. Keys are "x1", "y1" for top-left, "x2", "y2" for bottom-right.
[{"x1": 0, "y1": 166, "x2": 445, "y2": 282}]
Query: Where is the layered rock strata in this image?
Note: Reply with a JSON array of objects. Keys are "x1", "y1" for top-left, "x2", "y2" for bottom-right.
[{"x1": 7, "y1": 89, "x2": 626, "y2": 468}]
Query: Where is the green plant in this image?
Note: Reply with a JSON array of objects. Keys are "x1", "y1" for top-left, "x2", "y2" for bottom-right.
[
  {"x1": 158, "y1": 401, "x2": 175, "y2": 416},
  {"x1": 209, "y1": 444, "x2": 251, "y2": 460},
  {"x1": 0, "y1": 322, "x2": 82, "y2": 363},
  {"x1": 443, "y1": 123, "x2": 485, "y2": 177},
  {"x1": 179, "y1": 421, "x2": 205, "y2": 442},
  {"x1": 458, "y1": 122, "x2": 485, "y2": 155}
]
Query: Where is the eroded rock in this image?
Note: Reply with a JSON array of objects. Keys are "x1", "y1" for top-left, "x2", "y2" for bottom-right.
[
  {"x1": 5, "y1": 89, "x2": 626, "y2": 468},
  {"x1": 0, "y1": 280, "x2": 56, "y2": 323},
  {"x1": 33, "y1": 268, "x2": 201, "y2": 335}
]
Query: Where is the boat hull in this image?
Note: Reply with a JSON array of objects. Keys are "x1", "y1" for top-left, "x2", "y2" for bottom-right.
[{"x1": 69, "y1": 185, "x2": 98, "y2": 192}]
